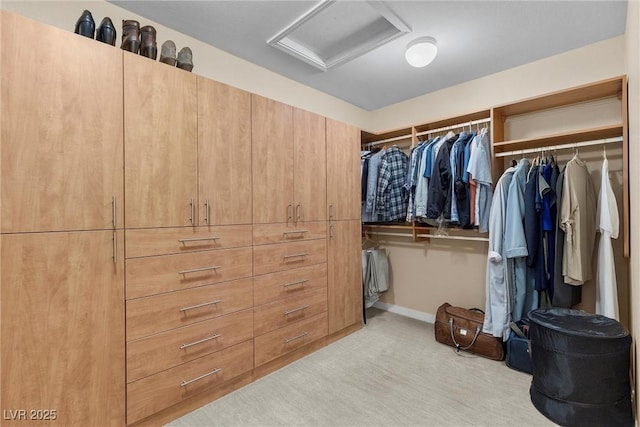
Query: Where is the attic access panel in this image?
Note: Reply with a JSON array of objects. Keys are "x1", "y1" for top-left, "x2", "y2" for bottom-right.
[{"x1": 267, "y1": 0, "x2": 411, "y2": 71}]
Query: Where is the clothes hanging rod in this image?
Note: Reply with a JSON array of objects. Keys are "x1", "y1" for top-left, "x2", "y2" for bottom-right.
[
  {"x1": 365, "y1": 231, "x2": 489, "y2": 242},
  {"x1": 495, "y1": 136, "x2": 623, "y2": 158},
  {"x1": 415, "y1": 233, "x2": 489, "y2": 242},
  {"x1": 415, "y1": 117, "x2": 491, "y2": 137}
]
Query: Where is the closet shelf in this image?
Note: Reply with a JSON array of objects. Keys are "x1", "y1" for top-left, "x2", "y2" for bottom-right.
[
  {"x1": 492, "y1": 124, "x2": 623, "y2": 153},
  {"x1": 493, "y1": 76, "x2": 624, "y2": 118}
]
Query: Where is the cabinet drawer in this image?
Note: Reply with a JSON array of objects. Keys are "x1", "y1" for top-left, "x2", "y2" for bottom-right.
[
  {"x1": 126, "y1": 247, "x2": 252, "y2": 299},
  {"x1": 127, "y1": 340, "x2": 253, "y2": 425},
  {"x1": 254, "y1": 263, "x2": 327, "y2": 306},
  {"x1": 254, "y1": 312, "x2": 328, "y2": 367},
  {"x1": 126, "y1": 225, "x2": 252, "y2": 258},
  {"x1": 127, "y1": 309, "x2": 253, "y2": 383},
  {"x1": 253, "y1": 221, "x2": 326, "y2": 245},
  {"x1": 254, "y1": 288, "x2": 327, "y2": 336},
  {"x1": 127, "y1": 278, "x2": 252, "y2": 341},
  {"x1": 253, "y1": 239, "x2": 326, "y2": 276}
]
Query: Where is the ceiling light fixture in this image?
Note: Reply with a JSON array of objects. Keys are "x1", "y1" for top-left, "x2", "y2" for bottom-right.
[{"x1": 405, "y1": 37, "x2": 437, "y2": 68}]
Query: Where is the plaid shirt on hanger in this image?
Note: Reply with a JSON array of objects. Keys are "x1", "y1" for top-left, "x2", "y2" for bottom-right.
[{"x1": 375, "y1": 146, "x2": 409, "y2": 222}]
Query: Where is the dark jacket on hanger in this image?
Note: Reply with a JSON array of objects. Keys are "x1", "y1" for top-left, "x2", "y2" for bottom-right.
[{"x1": 426, "y1": 134, "x2": 458, "y2": 220}]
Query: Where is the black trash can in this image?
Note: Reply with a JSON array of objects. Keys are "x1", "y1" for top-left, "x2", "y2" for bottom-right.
[{"x1": 529, "y1": 308, "x2": 633, "y2": 427}]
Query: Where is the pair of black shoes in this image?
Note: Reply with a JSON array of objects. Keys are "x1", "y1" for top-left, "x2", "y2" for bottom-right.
[{"x1": 74, "y1": 10, "x2": 116, "y2": 45}]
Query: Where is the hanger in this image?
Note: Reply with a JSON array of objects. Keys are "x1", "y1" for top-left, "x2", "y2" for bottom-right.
[
  {"x1": 362, "y1": 232, "x2": 379, "y2": 250},
  {"x1": 603, "y1": 145, "x2": 607, "y2": 160}
]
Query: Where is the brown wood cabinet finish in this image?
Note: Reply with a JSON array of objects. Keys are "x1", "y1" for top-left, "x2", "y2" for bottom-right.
[
  {"x1": 293, "y1": 108, "x2": 327, "y2": 222},
  {"x1": 253, "y1": 288, "x2": 328, "y2": 336},
  {"x1": 1, "y1": 231, "x2": 125, "y2": 426},
  {"x1": 127, "y1": 341, "x2": 254, "y2": 424},
  {"x1": 254, "y1": 312, "x2": 328, "y2": 366},
  {"x1": 198, "y1": 78, "x2": 252, "y2": 225},
  {"x1": 252, "y1": 239, "x2": 327, "y2": 276},
  {"x1": 251, "y1": 95, "x2": 294, "y2": 224},
  {"x1": 127, "y1": 309, "x2": 253, "y2": 383},
  {"x1": 1, "y1": 12, "x2": 124, "y2": 233},
  {"x1": 124, "y1": 53, "x2": 198, "y2": 229},
  {"x1": 126, "y1": 278, "x2": 254, "y2": 341},
  {"x1": 326, "y1": 118, "x2": 361, "y2": 221},
  {"x1": 253, "y1": 263, "x2": 328, "y2": 306},
  {"x1": 252, "y1": 221, "x2": 326, "y2": 245},
  {"x1": 328, "y1": 220, "x2": 363, "y2": 334},
  {"x1": 126, "y1": 247, "x2": 253, "y2": 299},
  {"x1": 125, "y1": 225, "x2": 252, "y2": 258}
]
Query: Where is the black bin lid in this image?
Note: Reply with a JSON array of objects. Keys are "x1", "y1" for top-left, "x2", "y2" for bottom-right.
[{"x1": 529, "y1": 308, "x2": 629, "y2": 339}]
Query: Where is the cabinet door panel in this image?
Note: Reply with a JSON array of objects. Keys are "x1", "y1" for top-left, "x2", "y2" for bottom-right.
[
  {"x1": 1, "y1": 12, "x2": 123, "y2": 232},
  {"x1": 294, "y1": 108, "x2": 326, "y2": 222},
  {"x1": 1, "y1": 231, "x2": 125, "y2": 426},
  {"x1": 328, "y1": 220, "x2": 362, "y2": 334},
  {"x1": 252, "y1": 95, "x2": 293, "y2": 224},
  {"x1": 326, "y1": 119, "x2": 361, "y2": 221},
  {"x1": 198, "y1": 78, "x2": 252, "y2": 225},
  {"x1": 124, "y1": 54, "x2": 197, "y2": 228}
]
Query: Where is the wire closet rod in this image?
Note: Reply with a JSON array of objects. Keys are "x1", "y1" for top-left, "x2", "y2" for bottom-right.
[
  {"x1": 415, "y1": 117, "x2": 492, "y2": 137},
  {"x1": 366, "y1": 133, "x2": 413, "y2": 147},
  {"x1": 495, "y1": 136, "x2": 623, "y2": 158}
]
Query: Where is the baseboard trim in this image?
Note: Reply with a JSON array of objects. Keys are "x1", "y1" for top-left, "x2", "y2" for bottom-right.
[{"x1": 372, "y1": 301, "x2": 435, "y2": 324}]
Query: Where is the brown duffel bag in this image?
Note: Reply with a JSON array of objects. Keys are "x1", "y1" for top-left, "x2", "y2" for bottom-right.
[{"x1": 434, "y1": 302, "x2": 505, "y2": 361}]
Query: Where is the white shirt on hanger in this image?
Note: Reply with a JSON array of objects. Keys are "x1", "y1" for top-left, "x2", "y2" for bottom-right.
[{"x1": 596, "y1": 155, "x2": 620, "y2": 320}]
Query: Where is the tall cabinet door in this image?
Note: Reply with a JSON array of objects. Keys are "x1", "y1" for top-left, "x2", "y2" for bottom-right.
[
  {"x1": 124, "y1": 54, "x2": 198, "y2": 228},
  {"x1": 328, "y1": 219, "x2": 363, "y2": 334},
  {"x1": 326, "y1": 118, "x2": 361, "y2": 221},
  {"x1": 252, "y1": 95, "x2": 293, "y2": 224},
  {"x1": 293, "y1": 108, "x2": 326, "y2": 222},
  {"x1": 198, "y1": 78, "x2": 252, "y2": 225},
  {"x1": 1, "y1": 231, "x2": 125, "y2": 426},
  {"x1": 1, "y1": 11, "x2": 123, "y2": 233}
]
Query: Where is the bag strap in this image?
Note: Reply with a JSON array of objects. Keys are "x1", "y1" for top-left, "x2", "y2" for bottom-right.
[
  {"x1": 449, "y1": 318, "x2": 481, "y2": 352},
  {"x1": 509, "y1": 321, "x2": 527, "y2": 339},
  {"x1": 469, "y1": 308, "x2": 485, "y2": 315}
]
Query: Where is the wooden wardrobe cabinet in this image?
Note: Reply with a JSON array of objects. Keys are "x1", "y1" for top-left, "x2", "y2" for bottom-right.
[
  {"x1": 1, "y1": 230, "x2": 125, "y2": 426},
  {"x1": 198, "y1": 78, "x2": 252, "y2": 225},
  {"x1": 1, "y1": 11, "x2": 124, "y2": 233},
  {"x1": 252, "y1": 96, "x2": 327, "y2": 224},
  {"x1": 326, "y1": 118, "x2": 361, "y2": 221},
  {"x1": 124, "y1": 53, "x2": 198, "y2": 229},
  {"x1": 328, "y1": 219, "x2": 363, "y2": 334},
  {"x1": 293, "y1": 108, "x2": 327, "y2": 222}
]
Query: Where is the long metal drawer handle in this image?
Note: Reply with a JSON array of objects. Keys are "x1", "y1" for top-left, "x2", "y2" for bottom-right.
[
  {"x1": 178, "y1": 237, "x2": 220, "y2": 243},
  {"x1": 284, "y1": 305, "x2": 309, "y2": 316},
  {"x1": 178, "y1": 266, "x2": 221, "y2": 275},
  {"x1": 179, "y1": 299, "x2": 222, "y2": 312},
  {"x1": 283, "y1": 279, "x2": 309, "y2": 288},
  {"x1": 283, "y1": 253, "x2": 308, "y2": 260},
  {"x1": 283, "y1": 230, "x2": 309, "y2": 236},
  {"x1": 180, "y1": 368, "x2": 222, "y2": 387},
  {"x1": 284, "y1": 331, "x2": 309, "y2": 344},
  {"x1": 180, "y1": 333, "x2": 222, "y2": 349}
]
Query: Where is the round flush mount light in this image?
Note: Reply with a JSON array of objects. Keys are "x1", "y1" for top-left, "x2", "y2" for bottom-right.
[{"x1": 405, "y1": 37, "x2": 438, "y2": 68}]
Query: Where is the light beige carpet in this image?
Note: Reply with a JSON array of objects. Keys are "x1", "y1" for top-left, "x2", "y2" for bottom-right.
[{"x1": 169, "y1": 308, "x2": 556, "y2": 427}]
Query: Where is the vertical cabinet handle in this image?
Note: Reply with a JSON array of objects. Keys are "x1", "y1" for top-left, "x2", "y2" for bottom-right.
[
  {"x1": 288, "y1": 204, "x2": 293, "y2": 221},
  {"x1": 112, "y1": 231, "x2": 117, "y2": 264},
  {"x1": 296, "y1": 204, "x2": 302, "y2": 222},
  {"x1": 204, "y1": 199, "x2": 210, "y2": 224},
  {"x1": 329, "y1": 204, "x2": 334, "y2": 220},
  {"x1": 329, "y1": 224, "x2": 334, "y2": 239},
  {"x1": 112, "y1": 196, "x2": 117, "y2": 229},
  {"x1": 189, "y1": 198, "x2": 195, "y2": 225}
]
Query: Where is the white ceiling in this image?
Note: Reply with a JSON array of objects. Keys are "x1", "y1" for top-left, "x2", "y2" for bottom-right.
[{"x1": 110, "y1": 0, "x2": 627, "y2": 111}]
